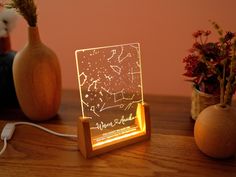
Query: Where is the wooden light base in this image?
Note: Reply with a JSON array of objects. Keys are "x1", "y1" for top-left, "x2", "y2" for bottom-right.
[{"x1": 77, "y1": 103, "x2": 151, "y2": 158}]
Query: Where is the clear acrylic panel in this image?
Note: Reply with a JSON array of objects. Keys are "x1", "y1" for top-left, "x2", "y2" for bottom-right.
[{"x1": 75, "y1": 43, "x2": 144, "y2": 147}]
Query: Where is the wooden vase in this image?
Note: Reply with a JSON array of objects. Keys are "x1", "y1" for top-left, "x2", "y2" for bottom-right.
[
  {"x1": 191, "y1": 86, "x2": 220, "y2": 120},
  {"x1": 194, "y1": 104, "x2": 236, "y2": 158},
  {"x1": 13, "y1": 26, "x2": 61, "y2": 121}
]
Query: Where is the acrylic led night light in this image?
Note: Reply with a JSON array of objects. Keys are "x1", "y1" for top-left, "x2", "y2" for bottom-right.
[{"x1": 75, "y1": 43, "x2": 151, "y2": 158}]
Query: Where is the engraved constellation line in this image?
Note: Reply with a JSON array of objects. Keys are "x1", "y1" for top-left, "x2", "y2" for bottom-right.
[
  {"x1": 104, "y1": 74, "x2": 113, "y2": 81},
  {"x1": 82, "y1": 100, "x2": 89, "y2": 107},
  {"x1": 130, "y1": 44, "x2": 140, "y2": 53},
  {"x1": 128, "y1": 68, "x2": 141, "y2": 83},
  {"x1": 136, "y1": 61, "x2": 141, "y2": 68},
  {"x1": 99, "y1": 87, "x2": 136, "y2": 112},
  {"x1": 107, "y1": 49, "x2": 116, "y2": 61},
  {"x1": 79, "y1": 72, "x2": 87, "y2": 86},
  {"x1": 125, "y1": 100, "x2": 142, "y2": 110},
  {"x1": 88, "y1": 79, "x2": 100, "y2": 91},
  {"x1": 119, "y1": 53, "x2": 132, "y2": 63},
  {"x1": 110, "y1": 65, "x2": 121, "y2": 75},
  {"x1": 90, "y1": 106, "x2": 100, "y2": 117},
  {"x1": 114, "y1": 89, "x2": 135, "y2": 103},
  {"x1": 100, "y1": 103, "x2": 124, "y2": 112},
  {"x1": 117, "y1": 46, "x2": 132, "y2": 63}
]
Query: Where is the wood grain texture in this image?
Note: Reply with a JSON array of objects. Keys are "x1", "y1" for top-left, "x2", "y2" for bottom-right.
[
  {"x1": 13, "y1": 27, "x2": 61, "y2": 121},
  {"x1": 0, "y1": 90, "x2": 236, "y2": 177}
]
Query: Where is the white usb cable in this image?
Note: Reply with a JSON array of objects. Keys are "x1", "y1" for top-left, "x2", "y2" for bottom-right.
[
  {"x1": 0, "y1": 122, "x2": 77, "y2": 156},
  {"x1": 0, "y1": 138, "x2": 7, "y2": 156}
]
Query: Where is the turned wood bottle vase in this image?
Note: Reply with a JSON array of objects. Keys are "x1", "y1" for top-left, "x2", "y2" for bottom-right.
[{"x1": 13, "y1": 26, "x2": 61, "y2": 121}]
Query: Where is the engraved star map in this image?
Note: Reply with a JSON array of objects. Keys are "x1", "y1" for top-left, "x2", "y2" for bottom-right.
[{"x1": 75, "y1": 43, "x2": 144, "y2": 145}]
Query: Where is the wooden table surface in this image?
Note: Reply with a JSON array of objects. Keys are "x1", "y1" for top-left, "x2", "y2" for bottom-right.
[{"x1": 0, "y1": 90, "x2": 236, "y2": 177}]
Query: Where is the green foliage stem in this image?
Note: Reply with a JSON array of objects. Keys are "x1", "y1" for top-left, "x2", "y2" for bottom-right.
[{"x1": 224, "y1": 40, "x2": 236, "y2": 105}]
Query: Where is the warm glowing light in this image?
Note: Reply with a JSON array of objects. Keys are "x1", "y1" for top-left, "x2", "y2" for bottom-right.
[
  {"x1": 136, "y1": 103, "x2": 146, "y2": 131},
  {"x1": 75, "y1": 43, "x2": 149, "y2": 157},
  {"x1": 93, "y1": 126, "x2": 138, "y2": 143},
  {"x1": 93, "y1": 129, "x2": 145, "y2": 148},
  {"x1": 92, "y1": 106, "x2": 146, "y2": 148}
]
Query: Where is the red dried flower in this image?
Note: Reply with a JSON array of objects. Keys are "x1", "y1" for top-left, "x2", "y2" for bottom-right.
[
  {"x1": 192, "y1": 30, "x2": 204, "y2": 38},
  {"x1": 183, "y1": 24, "x2": 236, "y2": 96},
  {"x1": 193, "y1": 42, "x2": 202, "y2": 50},
  {"x1": 204, "y1": 30, "x2": 211, "y2": 36},
  {"x1": 224, "y1": 31, "x2": 235, "y2": 42}
]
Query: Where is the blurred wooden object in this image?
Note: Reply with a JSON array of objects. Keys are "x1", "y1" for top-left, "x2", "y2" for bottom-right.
[
  {"x1": 0, "y1": 90, "x2": 235, "y2": 177},
  {"x1": 194, "y1": 104, "x2": 236, "y2": 158}
]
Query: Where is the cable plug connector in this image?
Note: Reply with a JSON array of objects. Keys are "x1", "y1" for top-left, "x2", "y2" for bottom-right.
[
  {"x1": 1, "y1": 123, "x2": 16, "y2": 141},
  {"x1": 0, "y1": 121, "x2": 77, "y2": 156}
]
